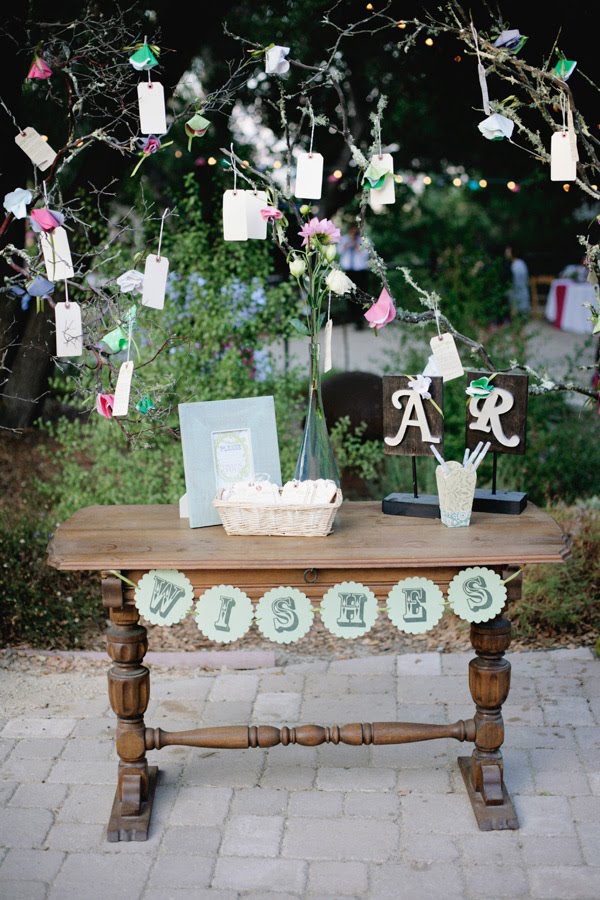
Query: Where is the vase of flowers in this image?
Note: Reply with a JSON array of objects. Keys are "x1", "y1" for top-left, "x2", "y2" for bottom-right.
[{"x1": 288, "y1": 214, "x2": 356, "y2": 485}]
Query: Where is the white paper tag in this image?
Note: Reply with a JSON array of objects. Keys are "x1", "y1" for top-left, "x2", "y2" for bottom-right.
[
  {"x1": 294, "y1": 152, "x2": 324, "y2": 199},
  {"x1": 422, "y1": 353, "x2": 441, "y2": 377},
  {"x1": 369, "y1": 154, "x2": 395, "y2": 208},
  {"x1": 15, "y1": 127, "x2": 57, "y2": 171},
  {"x1": 54, "y1": 302, "x2": 82, "y2": 357},
  {"x1": 245, "y1": 190, "x2": 268, "y2": 239},
  {"x1": 223, "y1": 190, "x2": 248, "y2": 241},
  {"x1": 141, "y1": 254, "x2": 169, "y2": 309},
  {"x1": 429, "y1": 333, "x2": 464, "y2": 382},
  {"x1": 323, "y1": 319, "x2": 333, "y2": 373},
  {"x1": 113, "y1": 360, "x2": 134, "y2": 417},
  {"x1": 41, "y1": 227, "x2": 74, "y2": 281},
  {"x1": 550, "y1": 131, "x2": 576, "y2": 181},
  {"x1": 137, "y1": 82, "x2": 167, "y2": 134}
]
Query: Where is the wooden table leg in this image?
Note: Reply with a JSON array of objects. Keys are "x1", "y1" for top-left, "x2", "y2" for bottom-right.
[
  {"x1": 458, "y1": 614, "x2": 519, "y2": 830},
  {"x1": 105, "y1": 604, "x2": 157, "y2": 841}
]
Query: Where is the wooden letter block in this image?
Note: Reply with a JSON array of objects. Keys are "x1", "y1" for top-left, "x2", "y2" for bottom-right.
[
  {"x1": 383, "y1": 375, "x2": 444, "y2": 457},
  {"x1": 465, "y1": 372, "x2": 528, "y2": 455}
]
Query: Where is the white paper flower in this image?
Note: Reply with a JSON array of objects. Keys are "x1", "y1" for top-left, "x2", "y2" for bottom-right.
[
  {"x1": 116, "y1": 270, "x2": 144, "y2": 294},
  {"x1": 265, "y1": 45, "x2": 290, "y2": 75},
  {"x1": 3, "y1": 187, "x2": 33, "y2": 219},
  {"x1": 407, "y1": 373, "x2": 432, "y2": 399},
  {"x1": 289, "y1": 257, "x2": 307, "y2": 277},
  {"x1": 478, "y1": 113, "x2": 514, "y2": 142},
  {"x1": 325, "y1": 268, "x2": 355, "y2": 296}
]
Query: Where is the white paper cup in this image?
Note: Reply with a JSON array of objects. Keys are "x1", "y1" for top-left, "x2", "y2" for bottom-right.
[{"x1": 435, "y1": 460, "x2": 477, "y2": 528}]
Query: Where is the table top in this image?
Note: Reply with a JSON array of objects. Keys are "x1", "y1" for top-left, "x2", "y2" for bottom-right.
[{"x1": 47, "y1": 502, "x2": 569, "y2": 572}]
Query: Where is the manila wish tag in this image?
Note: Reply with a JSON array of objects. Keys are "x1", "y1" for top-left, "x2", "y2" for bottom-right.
[
  {"x1": 112, "y1": 360, "x2": 134, "y2": 417},
  {"x1": 245, "y1": 189, "x2": 268, "y2": 240},
  {"x1": 294, "y1": 152, "x2": 324, "y2": 200},
  {"x1": 323, "y1": 318, "x2": 333, "y2": 372},
  {"x1": 223, "y1": 190, "x2": 248, "y2": 241},
  {"x1": 54, "y1": 301, "x2": 82, "y2": 357},
  {"x1": 137, "y1": 82, "x2": 167, "y2": 134},
  {"x1": 550, "y1": 131, "x2": 576, "y2": 181},
  {"x1": 41, "y1": 227, "x2": 74, "y2": 281},
  {"x1": 141, "y1": 254, "x2": 169, "y2": 309},
  {"x1": 15, "y1": 127, "x2": 57, "y2": 171},
  {"x1": 429, "y1": 333, "x2": 464, "y2": 382}
]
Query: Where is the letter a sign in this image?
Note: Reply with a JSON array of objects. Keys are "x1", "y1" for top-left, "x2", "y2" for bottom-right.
[
  {"x1": 465, "y1": 372, "x2": 528, "y2": 455},
  {"x1": 383, "y1": 375, "x2": 444, "y2": 457}
]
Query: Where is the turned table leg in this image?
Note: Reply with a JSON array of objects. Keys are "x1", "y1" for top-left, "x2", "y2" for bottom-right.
[
  {"x1": 105, "y1": 601, "x2": 158, "y2": 841},
  {"x1": 458, "y1": 613, "x2": 519, "y2": 830}
]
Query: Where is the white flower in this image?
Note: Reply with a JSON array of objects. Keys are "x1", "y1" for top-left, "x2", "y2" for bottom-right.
[
  {"x1": 116, "y1": 270, "x2": 144, "y2": 293},
  {"x1": 265, "y1": 45, "x2": 290, "y2": 76},
  {"x1": 322, "y1": 244, "x2": 337, "y2": 263},
  {"x1": 407, "y1": 373, "x2": 432, "y2": 399},
  {"x1": 289, "y1": 257, "x2": 306, "y2": 278},
  {"x1": 3, "y1": 187, "x2": 32, "y2": 219},
  {"x1": 541, "y1": 378, "x2": 555, "y2": 390},
  {"x1": 325, "y1": 268, "x2": 355, "y2": 296},
  {"x1": 478, "y1": 113, "x2": 514, "y2": 141}
]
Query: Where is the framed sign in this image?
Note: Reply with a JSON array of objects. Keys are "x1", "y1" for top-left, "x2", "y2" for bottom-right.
[
  {"x1": 465, "y1": 372, "x2": 528, "y2": 456},
  {"x1": 179, "y1": 396, "x2": 282, "y2": 528},
  {"x1": 383, "y1": 375, "x2": 444, "y2": 457}
]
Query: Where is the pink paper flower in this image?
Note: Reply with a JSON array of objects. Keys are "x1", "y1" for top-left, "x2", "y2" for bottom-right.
[
  {"x1": 142, "y1": 136, "x2": 161, "y2": 155},
  {"x1": 96, "y1": 393, "x2": 115, "y2": 419},
  {"x1": 30, "y1": 208, "x2": 64, "y2": 233},
  {"x1": 261, "y1": 207, "x2": 283, "y2": 221},
  {"x1": 27, "y1": 56, "x2": 52, "y2": 80},
  {"x1": 298, "y1": 216, "x2": 341, "y2": 247},
  {"x1": 364, "y1": 287, "x2": 396, "y2": 329}
]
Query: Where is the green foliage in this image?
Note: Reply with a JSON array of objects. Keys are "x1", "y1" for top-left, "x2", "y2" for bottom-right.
[
  {"x1": 330, "y1": 417, "x2": 384, "y2": 483},
  {"x1": 0, "y1": 512, "x2": 101, "y2": 648},
  {"x1": 509, "y1": 503, "x2": 600, "y2": 638}
]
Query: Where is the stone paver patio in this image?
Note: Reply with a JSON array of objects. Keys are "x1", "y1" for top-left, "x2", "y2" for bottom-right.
[{"x1": 0, "y1": 648, "x2": 599, "y2": 899}]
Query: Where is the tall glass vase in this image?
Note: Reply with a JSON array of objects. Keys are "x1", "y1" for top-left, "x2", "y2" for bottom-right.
[{"x1": 294, "y1": 340, "x2": 340, "y2": 485}]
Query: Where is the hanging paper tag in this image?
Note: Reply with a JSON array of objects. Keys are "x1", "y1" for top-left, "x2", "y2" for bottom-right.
[
  {"x1": 195, "y1": 585, "x2": 254, "y2": 643},
  {"x1": 447, "y1": 567, "x2": 507, "y2": 624},
  {"x1": 429, "y1": 333, "x2": 464, "y2": 382},
  {"x1": 255, "y1": 587, "x2": 314, "y2": 644},
  {"x1": 323, "y1": 319, "x2": 333, "y2": 373},
  {"x1": 135, "y1": 570, "x2": 194, "y2": 626},
  {"x1": 137, "y1": 82, "x2": 167, "y2": 134},
  {"x1": 54, "y1": 302, "x2": 82, "y2": 357},
  {"x1": 477, "y1": 63, "x2": 491, "y2": 116},
  {"x1": 245, "y1": 190, "x2": 268, "y2": 240},
  {"x1": 112, "y1": 360, "x2": 134, "y2": 417},
  {"x1": 369, "y1": 154, "x2": 395, "y2": 208},
  {"x1": 550, "y1": 132, "x2": 576, "y2": 181},
  {"x1": 141, "y1": 254, "x2": 169, "y2": 309},
  {"x1": 40, "y1": 227, "x2": 74, "y2": 281},
  {"x1": 15, "y1": 127, "x2": 57, "y2": 171},
  {"x1": 294, "y1": 152, "x2": 323, "y2": 200},
  {"x1": 223, "y1": 190, "x2": 248, "y2": 241}
]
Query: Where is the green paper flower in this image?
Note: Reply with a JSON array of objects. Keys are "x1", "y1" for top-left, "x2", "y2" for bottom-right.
[
  {"x1": 136, "y1": 396, "x2": 155, "y2": 415},
  {"x1": 362, "y1": 160, "x2": 389, "y2": 189},
  {"x1": 466, "y1": 376, "x2": 495, "y2": 398}
]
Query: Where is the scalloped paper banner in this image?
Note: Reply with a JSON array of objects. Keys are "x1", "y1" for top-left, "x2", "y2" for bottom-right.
[
  {"x1": 387, "y1": 577, "x2": 445, "y2": 634},
  {"x1": 135, "y1": 570, "x2": 194, "y2": 626},
  {"x1": 320, "y1": 581, "x2": 378, "y2": 639},
  {"x1": 195, "y1": 585, "x2": 254, "y2": 643},
  {"x1": 447, "y1": 567, "x2": 507, "y2": 623},
  {"x1": 255, "y1": 587, "x2": 314, "y2": 644}
]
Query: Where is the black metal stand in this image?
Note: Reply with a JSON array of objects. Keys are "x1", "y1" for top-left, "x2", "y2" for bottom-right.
[
  {"x1": 382, "y1": 456, "x2": 440, "y2": 518},
  {"x1": 471, "y1": 452, "x2": 527, "y2": 515}
]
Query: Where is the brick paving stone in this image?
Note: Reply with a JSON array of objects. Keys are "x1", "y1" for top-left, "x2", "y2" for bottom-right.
[
  {"x1": 399, "y1": 832, "x2": 459, "y2": 863},
  {"x1": 534, "y1": 768, "x2": 591, "y2": 795},
  {"x1": 144, "y1": 892, "x2": 237, "y2": 900},
  {"x1": 397, "y1": 652, "x2": 441, "y2": 676},
  {"x1": 44, "y1": 822, "x2": 106, "y2": 852},
  {"x1": 169, "y1": 786, "x2": 232, "y2": 827},
  {"x1": 513, "y1": 795, "x2": 576, "y2": 835},
  {"x1": 440, "y1": 652, "x2": 472, "y2": 676},
  {"x1": 464, "y1": 864, "x2": 529, "y2": 897},
  {"x1": 588, "y1": 771, "x2": 600, "y2": 795},
  {"x1": 308, "y1": 860, "x2": 368, "y2": 896},
  {"x1": 212, "y1": 856, "x2": 307, "y2": 893},
  {"x1": 520, "y1": 835, "x2": 583, "y2": 866},
  {"x1": 543, "y1": 698, "x2": 594, "y2": 727},
  {"x1": 9, "y1": 783, "x2": 68, "y2": 809},
  {"x1": 529, "y1": 866, "x2": 600, "y2": 899},
  {"x1": 48, "y1": 852, "x2": 149, "y2": 900},
  {"x1": 0, "y1": 882, "x2": 48, "y2": 899},
  {"x1": 0, "y1": 808, "x2": 54, "y2": 849},
  {"x1": 60, "y1": 737, "x2": 114, "y2": 761},
  {"x1": 146, "y1": 853, "x2": 214, "y2": 889},
  {"x1": 400, "y1": 793, "x2": 481, "y2": 835},
  {"x1": 577, "y1": 823, "x2": 600, "y2": 867},
  {"x1": 151, "y1": 676, "x2": 213, "y2": 700},
  {"x1": 209, "y1": 672, "x2": 259, "y2": 702},
  {"x1": 230, "y1": 787, "x2": 289, "y2": 816},
  {"x1": 316, "y1": 766, "x2": 396, "y2": 792},
  {"x1": 344, "y1": 791, "x2": 399, "y2": 819},
  {"x1": 0, "y1": 741, "x2": 14, "y2": 764},
  {"x1": 198, "y1": 700, "x2": 253, "y2": 726},
  {"x1": 509, "y1": 652, "x2": 558, "y2": 677},
  {"x1": 57, "y1": 784, "x2": 115, "y2": 824},
  {"x1": 253, "y1": 691, "x2": 302, "y2": 722},
  {"x1": 507, "y1": 725, "x2": 576, "y2": 749},
  {"x1": 398, "y1": 675, "x2": 472, "y2": 705},
  {"x1": 282, "y1": 817, "x2": 399, "y2": 861},
  {"x1": 536, "y1": 675, "x2": 586, "y2": 699},
  {"x1": 397, "y1": 765, "x2": 451, "y2": 795},
  {"x1": 160, "y1": 824, "x2": 222, "y2": 855},
  {"x1": 220, "y1": 813, "x2": 283, "y2": 857},
  {"x1": 0, "y1": 755, "x2": 53, "y2": 783},
  {"x1": 184, "y1": 749, "x2": 264, "y2": 787},
  {"x1": 47, "y1": 760, "x2": 116, "y2": 785},
  {"x1": 328, "y1": 657, "x2": 395, "y2": 675},
  {"x1": 459, "y1": 832, "x2": 522, "y2": 866},
  {"x1": 267, "y1": 743, "x2": 318, "y2": 765},
  {"x1": 10, "y1": 738, "x2": 66, "y2": 759},
  {"x1": 304, "y1": 673, "x2": 351, "y2": 696},
  {"x1": 260, "y1": 765, "x2": 316, "y2": 791},
  {"x1": 371, "y1": 740, "x2": 447, "y2": 768},
  {"x1": 1, "y1": 718, "x2": 76, "y2": 739},
  {"x1": 580, "y1": 675, "x2": 600, "y2": 697},
  {"x1": 569, "y1": 796, "x2": 599, "y2": 824},
  {"x1": 369, "y1": 861, "x2": 465, "y2": 900},
  {"x1": 288, "y1": 790, "x2": 344, "y2": 818},
  {"x1": 260, "y1": 673, "x2": 305, "y2": 693},
  {"x1": 315, "y1": 744, "x2": 370, "y2": 766},
  {"x1": 0, "y1": 783, "x2": 18, "y2": 806},
  {"x1": 0, "y1": 848, "x2": 65, "y2": 883},
  {"x1": 397, "y1": 702, "x2": 447, "y2": 724},
  {"x1": 301, "y1": 694, "x2": 396, "y2": 722}
]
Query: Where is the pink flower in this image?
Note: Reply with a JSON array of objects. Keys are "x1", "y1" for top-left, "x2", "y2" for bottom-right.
[
  {"x1": 261, "y1": 207, "x2": 283, "y2": 221},
  {"x1": 96, "y1": 393, "x2": 115, "y2": 419},
  {"x1": 27, "y1": 57, "x2": 52, "y2": 80},
  {"x1": 30, "y1": 208, "x2": 64, "y2": 233},
  {"x1": 364, "y1": 287, "x2": 396, "y2": 329},
  {"x1": 298, "y1": 216, "x2": 341, "y2": 247},
  {"x1": 142, "y1": 136, "x2": 161, "y2": 155}
]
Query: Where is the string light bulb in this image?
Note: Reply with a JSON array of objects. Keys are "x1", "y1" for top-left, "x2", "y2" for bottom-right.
[
  {"x1": 174, "y1": 149, "x2": 182, "y2": 158},
  {"x1": 479, "y1": 179, "x2": 487, "y2": 188},
  {"x1": 452, "y1": 177, "x2": 462, "y2": 186},
  {"x1": 273, "y1": 160, "x2": 282, "y2": 169},
  {"x1": 394, "y1": 174, "x2": 403, "y2": 183},
  {"x1": 423, "y1": 175, "x2": 432, "y2": 185},
  {"x1": 366, "y1": 2, "x2": 374, "y2": 9},
  {"x1": 507, "y1": 180, "x2": 516, "y2": 191},
  {"x1": 563, "y1": 183, "x2": 570, "y2": 192},
  {"x1": 397, "y1": 20, "x2": 406, "y2": 29},
  {"x1": 207, "y1": 156, "x2": 217, "y2": 165},
  {"x1": 425, "y1": 37, "x2": 434, "y2": 46},
  {"x1": 333, "y1": 169, "x2": 343, "y2": 179}
]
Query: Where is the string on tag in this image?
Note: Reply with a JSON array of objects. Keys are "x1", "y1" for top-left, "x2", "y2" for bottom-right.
[
  {"x1": 144, "y1": 36, "x2": 152, "y2": 86},
  {"x1": 327, "y1": 289, "x2": 331, "y2": 323},
  {"x1": 560, "y1": 92, "x2": 567, "y2": 132},
  {"x1": 126, "y1": 315, "x2": 133, "y2": 363},
  {"x1": 157, "y1": 207, "x2": 170, "y2": 260},
  {"x1": 64, "y1": 279, "x2": 70, "y2": 308},
  {"x1": 308, "y1": 101, "x2": 315, "y2": 157},
  {"x1": 0, "y1": 97, "x2": 23, "y2": 133},
  {"x1": 433, "y1": 303, "x2": 442, "y2": 338},
  {"x1": 376, "y1": 115, "x2": 382, "y2": 159},
  {"x1": 42, "y1": 181, "x2": 49, "y2": 205},
  {"x1": 231, "y1": 142, "x2": 238, "y2": 193},
  {"x1": 471, "y1": 21, "x2": 491, "y2": 116}
]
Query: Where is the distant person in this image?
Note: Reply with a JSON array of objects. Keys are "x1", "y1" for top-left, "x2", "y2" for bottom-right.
[
  {"x1": 505, "y1": 245, "x2": 531, "y2": 317},
  {"x1": 338, "y1": 224, "x2": 370, "y2": 328}
]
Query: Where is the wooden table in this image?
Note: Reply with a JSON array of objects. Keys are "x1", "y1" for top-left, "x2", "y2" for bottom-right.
[{"x1": 48, "y1": 501, "x2": 569, "y2": 842}]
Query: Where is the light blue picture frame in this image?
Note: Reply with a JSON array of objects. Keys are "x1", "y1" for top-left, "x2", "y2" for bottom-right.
[{"x1": 178, "y1": 396, "x2": 282, "y2": 528}]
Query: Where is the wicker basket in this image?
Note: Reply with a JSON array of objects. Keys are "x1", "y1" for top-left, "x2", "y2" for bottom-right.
[{"x1": 213, "y1": 490, "x2": 343, "y2": 537}]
